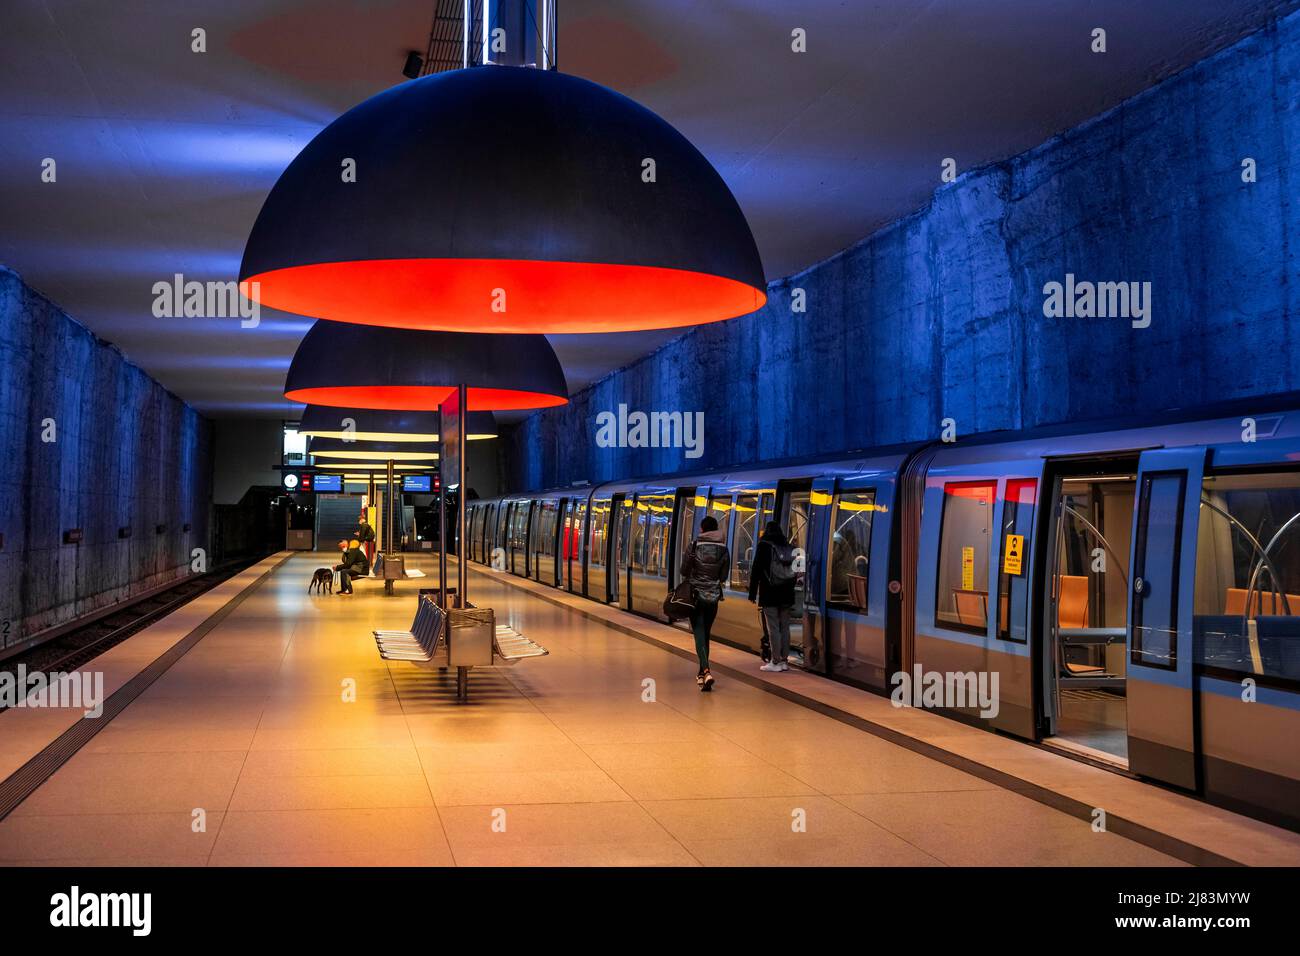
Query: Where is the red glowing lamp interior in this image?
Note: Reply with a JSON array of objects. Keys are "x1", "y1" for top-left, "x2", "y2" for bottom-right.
[
  {"x1": 285, "y1": 385, "x2": 567, "y2": 412},
  {"x1": 243, "y1": 258, "x2": 766, "y2": 333}
]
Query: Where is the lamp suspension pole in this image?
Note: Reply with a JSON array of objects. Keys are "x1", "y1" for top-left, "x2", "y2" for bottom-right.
[
  {"x1": 385, "y1": 458, "x2": 396, "y2": 595},
  {"x1": 456, "y1": 383, "x2": 468, "y2": 608},
  {"x1": 438, "y1": 408, "x2": 448, "y2": 608}
]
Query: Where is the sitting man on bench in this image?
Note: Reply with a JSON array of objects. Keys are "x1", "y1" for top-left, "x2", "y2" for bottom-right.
[{"x1": 334, "y1": 538, "x2": 370, "y2": 595}]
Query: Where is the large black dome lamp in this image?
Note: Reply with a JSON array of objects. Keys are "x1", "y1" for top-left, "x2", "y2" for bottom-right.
[
  {"x1": 284, "y1": 320, "x2": 568, "y2": 411},
  {"x1": 297, "y1": 405, "x2": 498, "y2": 442},
  {"x1": 240, "y1": 66, "x2": 766, "y2": 334}
]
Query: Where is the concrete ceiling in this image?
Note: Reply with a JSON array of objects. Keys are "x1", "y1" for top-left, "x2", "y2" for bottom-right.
[{"x1": 1, "y1": 0, "x2": 1295, "y2": 418}]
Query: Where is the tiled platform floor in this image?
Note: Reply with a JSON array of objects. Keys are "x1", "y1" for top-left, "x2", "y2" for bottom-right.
[{"x1": 0, "y1": 552, "x2": 1183, "y2": 867}]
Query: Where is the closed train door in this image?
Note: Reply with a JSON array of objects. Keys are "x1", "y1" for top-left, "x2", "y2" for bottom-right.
[{"x1": 1126, "y1": 447, "x2": 1206, "y2": 790}]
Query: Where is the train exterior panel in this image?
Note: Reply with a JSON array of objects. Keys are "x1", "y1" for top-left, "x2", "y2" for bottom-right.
[{"x1": 466, "y1": 402, "x2": 1300, "y2": 831}]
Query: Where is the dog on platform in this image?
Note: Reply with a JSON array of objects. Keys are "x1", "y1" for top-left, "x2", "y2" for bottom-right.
[{"x1": 309, "y1": 568, "x2": 334, "y2": 594}]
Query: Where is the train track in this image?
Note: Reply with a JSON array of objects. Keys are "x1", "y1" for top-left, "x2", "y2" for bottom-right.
[{"x1": 0, "y1": 556, "x2": 265, "y2": 710}]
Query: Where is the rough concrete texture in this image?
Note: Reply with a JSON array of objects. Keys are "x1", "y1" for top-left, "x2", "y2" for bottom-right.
[
  {"x1": 509, "y1": 10, "x2": 1299, "y2": 492},
  {"x1": 0, "y1": 266, "x2": 212, "y2": 651}
]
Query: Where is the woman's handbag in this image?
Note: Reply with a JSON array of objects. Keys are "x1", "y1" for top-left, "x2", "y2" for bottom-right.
[{"x1": 663, "y1": 580, "x2": 696, "y2": 621}]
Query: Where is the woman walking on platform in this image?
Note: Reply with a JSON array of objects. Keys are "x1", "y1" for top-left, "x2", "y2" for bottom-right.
[{"x1": 680, "y1": 515, "x2": 730, "y2": 691}]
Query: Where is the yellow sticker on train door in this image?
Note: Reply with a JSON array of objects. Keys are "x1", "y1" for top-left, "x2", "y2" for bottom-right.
[
  {"x1": 1003, "y1": 534, "x2": 1025, "y2": 576},
  {"x1": 961, "y1": 546, "x2": 975, "y2": 591}
]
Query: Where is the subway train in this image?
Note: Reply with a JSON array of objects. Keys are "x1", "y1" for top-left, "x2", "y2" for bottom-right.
[{"x1": 466, "y1": 400, "x2": 1300, "y2": 831}]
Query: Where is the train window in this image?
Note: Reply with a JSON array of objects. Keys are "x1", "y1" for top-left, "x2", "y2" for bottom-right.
[
  {"x1": 708, "y1": 495, "x2": 734, "y2": 546},
  {"x1": 935, "y1": 481, "x2": 995, "y2": 634},
  {"x1": 630, "y1": 498, "x2": 648, "y2": 572},
  {"x1": 1131, "y1": 472, "x2": 1185, "y2": 669},
  {"x1": 1195, "y1": 471, "x2": 1300, "y2": 681},
  {"x1": 996, "y1": 479, "x2": 1036, "y2": 642},
  {"x1": 647, "y1": 497, "x2": 672, "y2": 578},
  {"x1": 589, "y1": 499, "x2": 611, "y2": 569},
  {"x1": 674, "y1": 492, "x2": 700, "y2": 586},
  {"x1": 730, "y1": 494, "x2": 760, "y2": 590},
  {"x1": 828, "y1": 491, "x2": 876, "y2": 611}
]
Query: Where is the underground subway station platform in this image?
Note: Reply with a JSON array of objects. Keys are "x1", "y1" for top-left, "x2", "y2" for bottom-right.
[{"x1": 2, "y1": 0, "x2": 1299, "y2": 941}]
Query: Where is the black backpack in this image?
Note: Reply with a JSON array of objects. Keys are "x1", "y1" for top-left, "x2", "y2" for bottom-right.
[{"x1": 767, "y1": 543, "x2": 797, "y2": 585}]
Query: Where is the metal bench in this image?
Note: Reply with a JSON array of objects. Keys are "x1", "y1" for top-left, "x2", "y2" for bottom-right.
[
  {"x1": 493, "y1": 623, "x2": 549, "y2": 664},
  {"x1": 373, "y1": 595, "x2": 445, "y2": 662},
  {"x1": 373, "y1": 596, "x2": 547, "y2": 698}
]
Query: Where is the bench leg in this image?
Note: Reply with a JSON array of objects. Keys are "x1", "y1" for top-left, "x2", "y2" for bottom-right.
[
  {"x1": 384, "y1": 579, "x2": 395, "y2": 596},
  {"x1": 456, "y1": 666, "x2": 468, "y2": 702}
]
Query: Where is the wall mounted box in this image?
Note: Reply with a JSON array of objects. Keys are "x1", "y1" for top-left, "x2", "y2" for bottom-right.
[
  {"x1": 155, "y1": 524, "x2": 167, "y2": 534},
  {"x1": 63, "y1": 529, "x2": 83, "y2": 545},
  {"x1": 182, "y1": 523, "x2": 191, "y2": 532},
  {"x1": 118, "y1": 527, "x2": 132, "y2": 538},
  {"x1": 285, "y1": 529, "x2": 313, "y2": 550}
]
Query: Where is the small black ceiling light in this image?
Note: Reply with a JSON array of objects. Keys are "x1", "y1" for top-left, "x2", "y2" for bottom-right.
[
  {"x1": 402, "y1": 50, "x2": 424, "y2": 79},
  {"x1": 283, "y1": 320, "x2": 567, "y2": 411},
  {"x1": 297, "y1": 405, "x2": 497, "y2": 442},
  {"x1": 308, "y1": 436, "x2": 439, "y2": 462},
  {"x1": 240, "y1": 66, "x2": 765, "y2": 334}
]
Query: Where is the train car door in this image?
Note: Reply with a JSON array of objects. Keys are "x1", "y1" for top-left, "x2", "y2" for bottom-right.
[
  {"x1": 669, "y1": 488, "x2": 705, "y2": 624},
  {"x1": 607, "y1": 494, "x2": 628, "y2": 605},
  {"x1": 566, "y1": 496, "x2": 588, "y2": 594},
  {"x1": 775, "y1": 479, "x2": 814, "y2": 666},
  {"x1": 555, "y1": 498, "x2": 570, "y2": 589},
  {"x1": 1126, "y1": 447, "x2": 1206, "y2": 790},
  {"x1": 801, "y1": 481, "x2": 836, "y2": 674}
]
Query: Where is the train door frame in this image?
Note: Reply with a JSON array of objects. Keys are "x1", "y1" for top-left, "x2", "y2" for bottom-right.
[
  {"x1": 556, "y1": 497, "x2": 571, "y2": 589},
  {"x1": 551, "y1": 497, "x2": 567, "y2": 587},
  {"x1": 605, "y1": 494, "x2": 627, "y2": 605},
  {"x1": 513, "y1": 499, "x2": 532, "y2": 577},
  {"x1": 668, "y1": 486, "x2": 703, "y2": 604},
  {"x1": 1125, "y1": 447, "x2": 1208, "y2": 791},
  {"x1": 622, "y1": 493, "x2": 640, "y2": 612},
  {"x1": 566, "y1": 494, "x2": 589, "y2": 596},
  {"x1": 801, "y1": 480, "x2": 836, "y2": 674},
  {"x1": 774, "y1": 478, "x2": 814, "y2": 665},
  {"x1": 1036, "y1": 454, "x2": 1143, "y2": 760}
]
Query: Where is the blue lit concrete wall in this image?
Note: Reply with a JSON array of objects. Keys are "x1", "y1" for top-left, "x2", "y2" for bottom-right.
[
  {"x1": 508, "y1": 11, "x2": 1299, "y2": 492},
  {"x1": 0, "y1": 266, "x2": 213, "y2": 650}
]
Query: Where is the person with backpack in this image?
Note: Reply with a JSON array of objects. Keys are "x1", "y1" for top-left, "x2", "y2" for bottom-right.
[
  {"x1": 748, "y1": 520, "x2": 796, "y2": 672},
  {"x1": 679, "y1": 515, "x2": 730, "y2": 691}
]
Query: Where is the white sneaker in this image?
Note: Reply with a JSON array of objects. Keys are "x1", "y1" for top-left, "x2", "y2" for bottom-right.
[
  {"x1": 760, "y1": 662, "x2": 780, "y2": 672},
  {"x1": 777, "y1": 662, "x2": 790, "y2": 672}
]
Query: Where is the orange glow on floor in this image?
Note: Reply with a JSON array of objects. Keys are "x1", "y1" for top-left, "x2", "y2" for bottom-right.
[
  {"x1": 285, "y1": 385, "x2": 568, "y2": 411},
  {"x1": 242, "y1": 258, "x2": 767, "y2": 333}
]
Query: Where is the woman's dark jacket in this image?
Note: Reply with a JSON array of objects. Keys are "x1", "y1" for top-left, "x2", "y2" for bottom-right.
[
  {"x1": 748, "y1": 538, "x2": 796, "y2": 608},
  {"x1": 680, "y1": 529, "x2": 730, "y2": 603}
]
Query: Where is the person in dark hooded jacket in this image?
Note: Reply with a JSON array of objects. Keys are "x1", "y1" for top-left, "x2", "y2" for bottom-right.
[
  {"x1": 749, "y1": 521, "x2": 796, "y2": 672},
  {"x1": 679, "y1": 515, "x2": 730, "y2": 691},
  {"x1": 334, "y1": 539, "x2": 369, "y2": 594}
]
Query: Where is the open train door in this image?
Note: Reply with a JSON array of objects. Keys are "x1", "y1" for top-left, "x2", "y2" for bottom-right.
[{"x1": 1126, "y1": 447, "x2": 1206, "y2": 791}]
